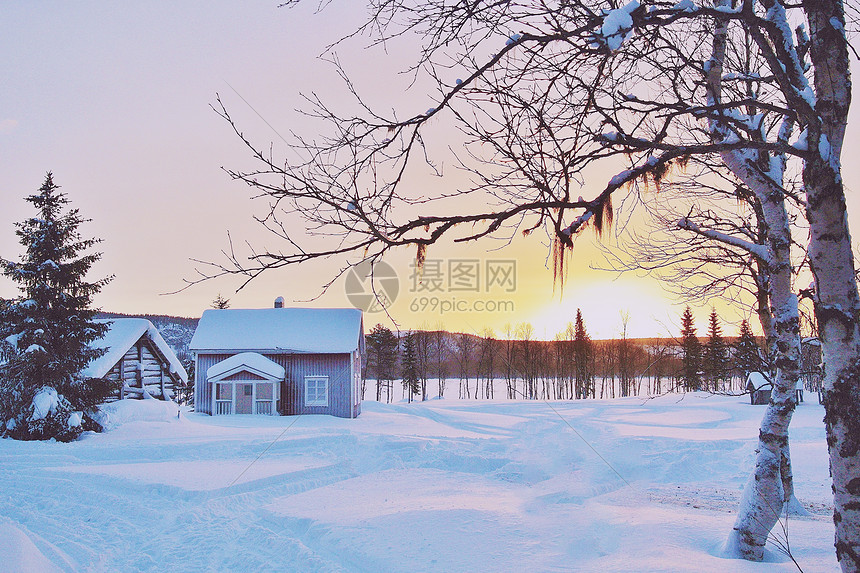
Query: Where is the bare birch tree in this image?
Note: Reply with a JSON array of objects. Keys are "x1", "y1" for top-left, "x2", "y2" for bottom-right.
[{"x1": 432, "y1": 326, "x2": 448, "y2": 398}]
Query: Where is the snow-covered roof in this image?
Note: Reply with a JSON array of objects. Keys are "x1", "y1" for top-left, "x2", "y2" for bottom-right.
[
  {"x1": 746, "y1": 372, "x2": 806, "y2": 392},
  {"x1": 745, "y1": 371, "x2": 769, "y2": 389},
  {"x1": 82, "y1": 319, "x2": 188, "y2": 383},
  {"x1": 189, "y1": 308, "x2": 363, "y2": 354},
  {"x1": 206, "y1": 352, "x2": 286, "y2": 381}
]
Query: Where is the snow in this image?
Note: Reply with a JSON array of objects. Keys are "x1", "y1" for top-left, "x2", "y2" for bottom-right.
[
  {"x1": 794, "y1": 128, "x2": 809, "y2": 152},
  {"x1": 598, "y1": 1, "x2": 638, "y2": 51},
  {"x1": 830, "y1": 17, "x2": 845, "y2": 34},
  {"x1": 746, "y1": 371, "x2": 769, "y2": 389},
  {"x1": 601, "y1": 130, "x2": 620, "y2": 141},
  {"x1": 206, "y1": 352, "x2": 286, "y2": 381},
  {"x1": 818, "y1": 133, "x2": 831, "y2": 162},
  {"x1": 609, "y1": 169, "x2": 634, "y2": 187},
  {"x1": 93, "y1": 398, "x2": 179, "y2": 431},
  {"x1": 0, "y1": 519, "x2": 63, "y2": 573},
  {"x1": 3, "y1": 332, "x2": 21, "y2": 351},
  {"x1": 81, "y1": 318, "x2": 188, "y2": 383},
  {"x1": 0, "y1": 392, "x2": 837, "y2": 571},
  {"x1": 190, "y1": 307, "x2": 363, "y2": 354},
  {"x1": 67, "y1": 411, "x2": 82, "y2": 428},
  {"x1": 25, "y1": 344, "x2": 44, "y2": 353},
  {"x1": 562, "y1": 209, "x2": 594, "y2": 236},
  {"x1": 30, "y1": 387, "x2": 58, "y2": 421}
]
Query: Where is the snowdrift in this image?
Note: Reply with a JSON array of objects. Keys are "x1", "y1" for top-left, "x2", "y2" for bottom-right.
[{"x1": 93, "y1": 398, "x2": 179, "y2": 431}]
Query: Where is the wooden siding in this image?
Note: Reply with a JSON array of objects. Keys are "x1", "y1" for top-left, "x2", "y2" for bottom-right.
[
  {"x1": 102, "y1": 335, "x2": 181, "y2": 402},
  {"x1": 195, "y1": 353, "x2": 232, "y2": 414},
  {"x1": 195, "y1": 351, "x2": 359, "y2": 418},
  {"x1": 285, "y1": 353, "x2": 352, "y2": 417}
]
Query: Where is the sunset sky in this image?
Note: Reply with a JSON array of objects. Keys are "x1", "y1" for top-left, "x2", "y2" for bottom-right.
[{"x1": 3, "y1": 2, "x2": 860, "y2": 340}]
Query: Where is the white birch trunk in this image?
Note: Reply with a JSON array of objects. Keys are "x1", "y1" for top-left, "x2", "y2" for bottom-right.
[
  {"x1": 706, "y1": 0, "x2": 802, "y2": 560},
  {"x1": 719, "y1": 159, "x2": 801, "y2": 560},
  {"x1": 805, "y1": 3, "x2": 860, "y2": 570}
]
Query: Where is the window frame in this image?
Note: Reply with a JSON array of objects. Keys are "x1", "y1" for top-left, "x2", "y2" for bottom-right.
[{"x1": 304, "y1": 376, "x2": 329, "y2": 407}]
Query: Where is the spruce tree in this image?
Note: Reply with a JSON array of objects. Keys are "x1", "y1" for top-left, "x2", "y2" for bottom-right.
[
  {"x1": 573, "y1": 308, "x2": 593, "y2": 399},
  {"x1": 0, "y1": 173, "x2": 113, "y2": 441},
  {"x1": 679, "y1": 306, "x2": 701, "y2": 391},
  {"x1": 401, "y1": 331, "x2": 420, "y2": 402},
  {"x1": 734, "y1": 319, "x2": 763, "y2": 377},
  {"x1": 703, "y1": 309, "x2": 728, "y2": 391},
  {"x1": 211, "y1": 293, "x2": 230, "y2": 309}
]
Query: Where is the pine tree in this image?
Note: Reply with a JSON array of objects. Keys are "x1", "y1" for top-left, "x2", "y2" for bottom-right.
[
  {"x1": 0, "y1": 173, "x2": 113, "y2": 441},
  {"x1": 734, "y1": 319, "x2": 763, "y2": 378},
  {"x1": 572, "y1": 309, "x2": 593, "y2": 399},
  {"x1": 679, "y1": 306, "x2": 701, "y2": 391},
  {"x1": 703, "y1": 309, "x2": 728, "y2": 391},
  {"x1": 366, "y1": 324, "x2": 398, "y2": 403},
  {"x1": 401, "y1": 331, "x2": 420, "y2": 402},
  {"x1": 211, "y1": 293, "x2": 230, "y2": 309}
]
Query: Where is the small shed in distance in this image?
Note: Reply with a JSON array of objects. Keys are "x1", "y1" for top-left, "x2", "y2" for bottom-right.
[
  {"x1": 745, "y1": 371, "x2": 804, "y2": 405},
  {"x1": 83, "y1": 318, "x2": 188, "y2": 401}
]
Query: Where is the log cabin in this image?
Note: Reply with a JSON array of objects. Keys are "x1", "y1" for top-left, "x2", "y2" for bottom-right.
[
  {"x1": 189, "y1": 305, "x2": 364, "y2": 418},
  {"x1": 82, "y1": 318, "x2": 188, "y2": 401}
]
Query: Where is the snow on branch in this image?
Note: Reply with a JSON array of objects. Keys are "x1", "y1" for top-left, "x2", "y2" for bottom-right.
[{"x1": 677, "y1": 216, "x2": 771, "y2": 263}]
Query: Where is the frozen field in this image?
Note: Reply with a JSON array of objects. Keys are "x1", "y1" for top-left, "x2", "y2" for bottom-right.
[{"x1": 0, "y1": 393, "x2": 838, "y2": 572}]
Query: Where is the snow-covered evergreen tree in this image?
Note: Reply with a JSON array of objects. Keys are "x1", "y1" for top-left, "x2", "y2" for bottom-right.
[
  {"x1": 401, "y1": 331, "x2": 420, "y2": 402},
  {"x1": 573, "y1": 309, "x2": 593, "y2": 399},
  {"x1": 703, "y1": 309, "x2": 729, "y2": 391},
  {"x1": 0, "y1": 173, "x2": 113, "y2": 441},
  {"x1": 734, "y1": 320, "x2": 762, "y2": 378},
  {"x1": 679, "y1": 307, "x2": 701, "y2": 391}
]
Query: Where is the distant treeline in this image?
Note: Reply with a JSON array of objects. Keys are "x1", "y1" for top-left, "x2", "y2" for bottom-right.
[
  {"x1": 97, "y1": 310, "x2": 822, "y2": 404},
  {"x1": 364, "y1": 311, "x2": 822, "y2": 402}
]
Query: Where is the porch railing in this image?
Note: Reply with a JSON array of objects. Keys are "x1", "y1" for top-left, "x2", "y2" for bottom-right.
[
  {"x1": 255, "y1": 401, "x2": 273, "y2": 415},
  {"x1": 215, "y1": 400, "x2": 232, "y2": 415}
]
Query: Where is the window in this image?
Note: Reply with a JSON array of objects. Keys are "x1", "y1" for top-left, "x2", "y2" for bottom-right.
[
  {"x1": 353, "y1": 353, "x2": 362, "y2": 406},
  {"x1": 243, "y1": 384, "x2": 252, "y2": 396},
  {"x1": 305, "y1": 376, "x2": 329, "y2": 406},
  {"x1": 216, "y1": 383, "x2": 231, "y2": 400}
]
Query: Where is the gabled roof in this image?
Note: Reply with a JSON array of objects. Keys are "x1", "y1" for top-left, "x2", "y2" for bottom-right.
[
  {"x1": 189, "y1": 307, "x2": 364, "y2": 354},
  {"x1": 745, "y1": 371, "x2": 769, "y2": 389},
  {"x1": 82, "y1": 319, "x2": 188, "y2": 383},
  {"x1": 206, "y1": 352, "x2": 285, "y2": 382}
]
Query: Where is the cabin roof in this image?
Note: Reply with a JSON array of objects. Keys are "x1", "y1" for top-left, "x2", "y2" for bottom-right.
[
  {"x1": 190, "y1": 307, "x2": 364, "y2": 354},
  {"x1": 82, "y1": 318, "x2": 188, "y2": 382},
  {"x1": 745, "y1": 371, "x2": 768, "y2": 388},
  {"x1": 206, "y1": 352, "x2": 285, "y2": 381}
]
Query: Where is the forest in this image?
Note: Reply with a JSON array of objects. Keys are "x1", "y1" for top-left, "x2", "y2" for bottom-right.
[{"x1": 364, "y1": 307, "x2": 823, "y2": 404}]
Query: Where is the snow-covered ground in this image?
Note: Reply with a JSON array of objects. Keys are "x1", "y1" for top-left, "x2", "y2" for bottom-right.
[{"x1": 0, "y1": 393, "x2": 837, "y2": 572}]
